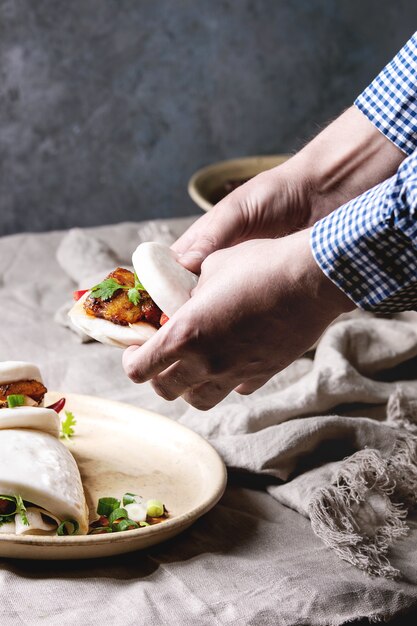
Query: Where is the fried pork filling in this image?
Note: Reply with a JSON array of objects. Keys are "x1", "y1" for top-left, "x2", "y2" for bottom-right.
[
  {"x1": 84, "y1": 268, "x2": 162, "y2": 327},
  {"x1": 0, "y1": 380, "x2": 47, "y2": 409}
]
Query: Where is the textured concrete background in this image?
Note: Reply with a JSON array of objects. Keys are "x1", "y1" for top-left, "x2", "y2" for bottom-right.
[{"x1": 1, "y1": 1, "x2": 416, "y2": 235}]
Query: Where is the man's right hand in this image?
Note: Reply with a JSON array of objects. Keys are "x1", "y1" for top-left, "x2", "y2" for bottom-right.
[
  {"x1": 172, "y1": 161, "x2": 312, "y2": 274},
  {"x1": 174, "y1": 106, "x2": 405, "y2": 274}
]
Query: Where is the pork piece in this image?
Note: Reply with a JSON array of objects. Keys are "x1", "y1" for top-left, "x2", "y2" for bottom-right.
[
  {"x1": 84, "y1": 267, "x2": 161, "y2": 327},
  {"x1": 0, "y1": 379, "x2": 48, "y2": 408}
]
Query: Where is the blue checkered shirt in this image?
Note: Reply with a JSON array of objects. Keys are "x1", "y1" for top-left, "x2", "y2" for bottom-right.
[{"x1": 310, "y1": 32, "x2": 417, "y2": 312}]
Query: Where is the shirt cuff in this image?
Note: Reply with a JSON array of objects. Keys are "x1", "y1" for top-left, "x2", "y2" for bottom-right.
[
  {"x1": 354, "y1": 32, "x2": 417, "y2": 156},
  {"x1": 310, "y1": 175, "x2": 417, "y2": 313}
]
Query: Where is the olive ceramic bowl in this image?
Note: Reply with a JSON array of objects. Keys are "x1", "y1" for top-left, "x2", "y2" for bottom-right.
[{"x1": 188, "y1": 154, "x2": 290, "y2": 212}]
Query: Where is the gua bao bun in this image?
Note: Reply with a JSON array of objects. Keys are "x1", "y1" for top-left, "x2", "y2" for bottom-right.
[
  {"x1": 69, "y1": 242, "x2": 198, "y2": 348},
  {"x1": 0, "y1": 361, "x2": 42, "y2": 385},
  {"x1": 0, "y1": 361, "x2": 59, "y2": 435},
  {"x1": 131, "y1": 242, "x2": 198, "y2": 318},
  {"x1": 0, "y1": 406, "x2": 60, "y2": 437},
  {"x1": 0, "y1": 361, "x2": 47, "y2": 408},
  {"x1": 0, "y1": 360, "x2": 89, "y2": 535},
  {"x1": 0, "y1": 428, "x2": 89, "y2": 535},
  {"x1": 69, "y1": 292, "x2": 158, "y2": 348}
]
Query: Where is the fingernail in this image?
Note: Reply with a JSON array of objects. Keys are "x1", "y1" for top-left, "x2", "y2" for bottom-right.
[{"x1": 181, "y1": 250, "x2": 204, "y2": 261}]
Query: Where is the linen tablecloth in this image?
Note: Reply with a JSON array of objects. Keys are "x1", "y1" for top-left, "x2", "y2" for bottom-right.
[{"x1": 1, "y1": 219, "x2": 417, "y2": 626}]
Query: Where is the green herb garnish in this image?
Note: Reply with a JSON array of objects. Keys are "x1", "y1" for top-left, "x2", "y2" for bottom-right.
[
  {"x1": 127, "y1": 288, "x2": 140, "y2": 306},
  {"x1": 97, "y1": 497, "x2": 120, "y2": 517},
  {"x1": 90, "y1": 278, "x2": 123, "y2": 301},
  {"x1": 117, "y1": 518, "x2": 139, "y2": 532},
  {"x1": 108, "y1": 507, "x2": 128, "y2": 526},
  {"x1": 15, "y1": 495, "x2": 28, "y2": 526},
  {"x1": 146, "y1": 499, "x2": 165, "y2": 518},
  {"x1": 122, "y1": 492, "x2": 138, "y2": 507},
  {"x1": 57, "y1": 519, "x2": 79, "y2": 536},
  {"x1": 90, "y1": 273, "x2": 145, "y2": 305},
  {"x1": 128, "y1": 273, "x2": 146, "y2": 305},
  {"x1": 7, "y1": 394, "x2": 25, "y2": 408},
  {"x1": 60, "y1": 411, "x2": 76, "y2": 441}
]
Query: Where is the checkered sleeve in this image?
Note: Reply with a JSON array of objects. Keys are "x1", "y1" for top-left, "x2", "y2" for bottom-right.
[
  {"x1": 310, "y1": 149, "x2": 417, "y2": 312},
  {"x1": 354, "y1": 32, "x2": 417, "y2": 155}
]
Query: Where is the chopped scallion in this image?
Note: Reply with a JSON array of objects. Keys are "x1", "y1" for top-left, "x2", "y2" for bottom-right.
[
  {"x1": 57, "y1": 519, "x2": 79, "y2": 536},
  {"x1": 146, "y1": 499, "x2": 164, "y2": 518},
  {"x1": 97, "y1": 497, "x2": 120, "y2": 517},
  {"x1": 108, "y1": 507, "x2": 128, "y2": 526},
  {"x1": 117, "y1": 518, "x2": 139, "y2": 532},
  {"x1": 7, "y1": 395, "x2": 25, "y2": 408},
  {"x1": 122, "y1": 492, "x2": 137, "y2": 506}
]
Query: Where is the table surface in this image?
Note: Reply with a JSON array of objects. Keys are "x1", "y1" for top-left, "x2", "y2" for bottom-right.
[{"x1": 1, "y1": 221, "x2": 416, "y2": 626}]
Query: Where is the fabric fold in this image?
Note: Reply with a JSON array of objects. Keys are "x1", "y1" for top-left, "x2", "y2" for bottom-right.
[{"x1": 54, "y1": 222, "x2": 417, "y2": 579}]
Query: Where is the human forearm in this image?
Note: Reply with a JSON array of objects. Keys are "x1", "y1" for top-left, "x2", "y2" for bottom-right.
[
  {"x1": 175, "y1": 33, "x2": 417, "y2": 275},
  {"x1": 174, "y1": 107, "x2": 405, "y2": 273},
  {"x1": 293, "y1": 31, "x2": 417, "y2": 226},
  {"x1": 286, "y1": 105, "x2": 406, "y2": 227}
]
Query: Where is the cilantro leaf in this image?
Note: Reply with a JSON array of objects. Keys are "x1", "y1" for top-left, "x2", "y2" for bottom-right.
[
  {"x1": 127, "y1": 273, "x2": 146, "y2": 305},
  {"x1": 90, "y1": 278, "x2": 124, "y2": 301},
  {"x1": 90, "y1": 273, "x2": 146, "y2": 306},
  {"x1": 127, "y1": 288, "x2": 141, "y2": 306},
  {"x1": 15, "y1": 495, "x2": 29, "y2": 526},
  {"x1": 134, "y1": 273, "x2": 145, "y2": 291},
  {"x1": 60, "y1": 411, "x2": 77, "y2": 442}
]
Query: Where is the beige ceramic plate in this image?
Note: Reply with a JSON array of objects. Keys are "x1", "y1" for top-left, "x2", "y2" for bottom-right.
[
  {"x1": 0, "y1": 392, "x2": 227, "y2": 560},
  {"x1": 188, "y1": 154, "x2": 290, "y2": 212}
]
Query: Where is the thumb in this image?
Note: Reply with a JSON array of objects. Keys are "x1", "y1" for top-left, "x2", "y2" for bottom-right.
[
  {"x1": 173, "y1": 202, "x2": 246, "y2": 273},
  {"x1": 177, "y1": 237, "x2": 216, "y2": 273}
]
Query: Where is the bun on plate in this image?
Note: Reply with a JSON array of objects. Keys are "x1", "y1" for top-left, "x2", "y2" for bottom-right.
[
  {"x1": 0, "y1": 406, "x2": 60, "y2": 436},
  {"x1": 0, "y1": 360, "x2": 89, "y2": 535},
  {"x1": 68, "y1": 242, "x2": 198, "y2": 348},
  {"x1": 0, "y1": 428, "x2": 89, "y2": 535},
  {"x1": 0, "y1": 361, "x2": 47, "y2": 408}
]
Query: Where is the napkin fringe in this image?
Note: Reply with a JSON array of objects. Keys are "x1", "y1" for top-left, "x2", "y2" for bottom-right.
[
  {"x1": 386, "y1": 389, "x2": 417, "y2": 508},
  {"x1": 309, "y1": 448, "x2": 408, "y2": 579},
  {"x1": 309, "y1": 389, "x2": 417, "y2": 579}
]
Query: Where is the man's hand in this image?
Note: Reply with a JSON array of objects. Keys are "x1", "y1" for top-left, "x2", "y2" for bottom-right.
[
  {"x1": 123, "y1": 228, "x2": 355, "y2": 410},
  {"x1": 172, "y1": 163, "x2": 312, "y2": 274},
  {"x1": 174, "y1": 107, "x2": 405, "y2": 274}
]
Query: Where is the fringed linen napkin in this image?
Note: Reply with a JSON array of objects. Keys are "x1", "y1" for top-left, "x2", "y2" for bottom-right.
[{"x1": 56, "y1": 227, "x2": 417, "y2": 579}]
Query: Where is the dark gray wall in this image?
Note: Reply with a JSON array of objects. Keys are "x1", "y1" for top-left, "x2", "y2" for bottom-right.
[{"x1": 1, "y1": 1, "x2": 416, "y2": 235}]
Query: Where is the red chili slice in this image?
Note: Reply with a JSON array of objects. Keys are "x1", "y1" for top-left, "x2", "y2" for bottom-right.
[
  {"x1": 73, "y1": 289, "x2": 89, "y2": 301},
  {"x1": 160, "y1": 313, "x2": 169, "y2": 326},
  {"x1": 46, "y1": 397, "x2": 66, "y2": 413},
  {"x1": 90, "y1": 516, "x2": 110, "y2": 529}
]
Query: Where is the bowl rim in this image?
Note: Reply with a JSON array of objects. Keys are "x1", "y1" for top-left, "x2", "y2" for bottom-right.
[{"x1": 188, "y1": 153, "x2": 291, "y2": 211}]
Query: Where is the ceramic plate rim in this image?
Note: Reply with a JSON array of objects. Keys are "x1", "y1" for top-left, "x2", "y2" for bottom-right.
[{"x1": 0, "y1": 392, "x2": 227, "y2": 551}]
